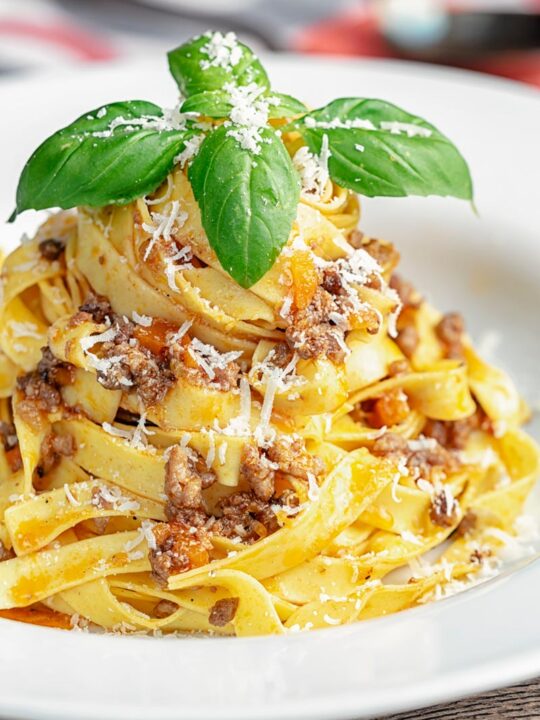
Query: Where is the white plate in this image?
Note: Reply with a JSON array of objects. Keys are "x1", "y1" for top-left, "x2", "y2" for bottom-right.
[{"x1": 0, "y1": 54, "x2": 539, "y2": 720}]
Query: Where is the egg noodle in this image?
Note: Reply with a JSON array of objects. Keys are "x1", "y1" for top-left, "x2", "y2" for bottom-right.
[{"x1": 0, "y1": 161, "x2": 537, "y2": 636}]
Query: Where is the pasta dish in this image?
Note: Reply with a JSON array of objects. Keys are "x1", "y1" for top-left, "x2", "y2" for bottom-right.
[{"x1": 0, "y1": 31, "x2": 537, "y2": 636}]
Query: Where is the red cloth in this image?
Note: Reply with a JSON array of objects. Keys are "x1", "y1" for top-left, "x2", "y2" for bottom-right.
[{"x1": 294, "y1": 5, "x2": 540, "y2": 87}]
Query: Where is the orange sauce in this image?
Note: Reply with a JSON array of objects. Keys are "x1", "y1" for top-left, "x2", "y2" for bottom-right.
[{"x1": 0, "y1": 606, "x2": 72, "y2": 629}]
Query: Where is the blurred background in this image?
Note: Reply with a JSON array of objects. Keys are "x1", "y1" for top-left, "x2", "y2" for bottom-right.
[{"x1": 0, "y1": 0, "x2": 539, "y2": 86}]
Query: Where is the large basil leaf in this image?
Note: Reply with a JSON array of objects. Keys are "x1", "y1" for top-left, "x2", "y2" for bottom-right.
[
  {"x1": 168, "y1": 32, "x2": 269, "y2": 98},
  {"x1": 13, "y1": 101, "x2": 196, "y2": 218},
  {"x1": 189, "y1": 125, "x2": 299, "y2": 288},
  {"x1": 293, "y1": 98, "x2": 473, "y2": 200}
]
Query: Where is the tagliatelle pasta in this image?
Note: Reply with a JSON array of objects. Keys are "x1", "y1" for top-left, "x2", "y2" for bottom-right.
[
  {"x1": 0, "y1": 31, "x2": 538, "y2": 637},
  {"x1": 0, "y1": 160, "x2": 537, "y2": 636}
]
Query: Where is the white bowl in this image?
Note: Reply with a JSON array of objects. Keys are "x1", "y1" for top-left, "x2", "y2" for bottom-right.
[{"x1": 0, "y1": 54, "x2": 539, "y2": 720}]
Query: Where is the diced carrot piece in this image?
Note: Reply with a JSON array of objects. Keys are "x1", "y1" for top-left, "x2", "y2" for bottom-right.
[
  {"x1": 370, "y1": 389, "x2": 410, "y2": 428},
  {"x1": 290, "y1": 250, "x2": 319, "y2": 311},
  {"x1": 134, "y1": 319, "x2": 180, "y2": 355}
]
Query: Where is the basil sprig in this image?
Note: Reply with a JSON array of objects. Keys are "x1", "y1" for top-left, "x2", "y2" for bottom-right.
[{"x1": 11, "y1": 30, "x2": 473, "y2": 288}]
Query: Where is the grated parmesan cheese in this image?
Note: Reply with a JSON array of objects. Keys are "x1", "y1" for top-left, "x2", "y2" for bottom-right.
[
  {"x1": 131, "y1": 311, "x2": 153, "y2": 327},
  {"x1": 141, "y1": 200, "x2": 188, "y2": 261},
  {"x1": 292, "y1": 134, "x2": 331, "y2": 198},
  {"x1": 168, "y1": 319, "x2": 193, "y2": 345},
  {"x1": 187, "y1": 338, "x2": 243, "y2": 381},
  {"x1": 224, "y1": 82, "x2": 271, "y2": 155},
  {"x1": 174, "y1": 134, "x2": 205, "y2": 167},
  {"x1": 163, "y1": 245, "x2": 194, "y2": 292},
  {"x1": 400, "y1": 530, "x2": 423, "y2": 546},
  {"x1": 199, "y1": 31, "x2": 242, "y2": 70},
  {"x1": 64, "y1": 484, "x2": 80, "y2": 507},
  {"x1": 380, "y1": 121, "x2": 431, "y2": 138}
]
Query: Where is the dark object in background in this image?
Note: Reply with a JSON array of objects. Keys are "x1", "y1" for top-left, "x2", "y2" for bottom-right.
[{"x1": 383, "y1": 11, "x2": 540, "y2": 63}]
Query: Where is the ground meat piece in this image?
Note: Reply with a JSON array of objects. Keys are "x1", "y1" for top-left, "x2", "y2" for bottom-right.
[
  {"x1": 436, "y1": 312, "x2": 465, "y2": 359},
  {"x1": 348, "y1": 229, "x2": 365, "y2": 249},
  {"x1": 37, "y1": 347, "x2": 75, "y2": 387},
  {"x1": 455, "y1": 510, "x2": 477, "y2": 538},
  {"x1": 390, "y1": 274, "x2": 422, "y2": 308},
  {"x1": 78, "y1": 294, "x2": 113, "y2": 324},
  {"x1": 37, "y1": 432, "x2": 75, "y2": 477},
  {"x1": 429, "y1": 489, "x2": 458, "y2": 527},
  {"x1": 285, "y1": 287, "x2": 347, "y2": 363},
  {"x1": 240, "y1": 444, "x2": 275, "y2": 502},
  {"x1": 362, "y1": 238, "x2": 400, "y2": 274},
  {"x1": 208, "y1": 597, "x2": 239, "y2": 627},
  {"x1": 150, "y1": 521, "x2": 212, "y2": 584},
  {"x1": 164, "y1": 445, "x2": 216, "y2": 513},
  {"x1": 387, "y1": 359, "x2": 410, "y2": 377},
  {"x1": 269, "y1": 343, "x2": 294, "y2": 369},
  {"x1": 0, "y1": 422, "x2": 18, "y2": 451},
  {"x1": 365, "y1": 389, "x2": 410, "y2": 428},
  {"x1": 90, "y1": 486, "x2": 114, "y2": 511},
  {"x1": 98, "y1": 341, "x2": 175, "y2": 407},
  {"x1": 371, "y1": 432, "x2": 408, "y2": 457},
  {"x1": 214, "y1": 492, "x2": 280, "y2": 543},
  {"x1": 38, "y1": 238, "x2": 65, "y2": 261},
  {"x1": 321, "y1": 266, "x2": 346, "y2": 296},
  {"x1": 266, "y1": 436, "x2": 325, "y2": 481},
  {"x1": 395, "y1": 325, "x2": 419, "y2": 359},
  {"x1": 172, "y1": 354, "x2": 240, "y2": 393},
  {"x1": 423, "y1": 411, "x2": 490, "y2": 451},
  {"x1": 165, "y1": 506, "x2": 211, "y2": 527},
  {"x1": 17, "y1": 348, "x2": 74, "y2": 422},
  {"x1": 372, "y1": 432, "x2": 460, "y2": 483},
  {"x1": 209, "y1": 362, "x2": 241, "y2": 392},
  {"x1": 407, "y1": 442, "x2": 460, "y2": 481},
  {"x1": 154, "y1": 599, "x2": 179, "y2": 618}
]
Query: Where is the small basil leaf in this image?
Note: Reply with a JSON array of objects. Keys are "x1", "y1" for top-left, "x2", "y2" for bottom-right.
[
  {"x1": 168, "y1": 32, "x2": 270, "y2": 98},
  {"x1": 189, "y1": 125, "x2": 299, "y2": 288},
  {"x1": 294, "y1": 98, "x2": 473, "y2": 200},
  {"x1": 13, "y1": 101, "x2": 196, "y2": 217},
  {"x1": 268, "y1": 93, "x2": 308, "y2": 119},
  {"x1": 181, "y1": 91, "x2": 232, "y2": 118}
]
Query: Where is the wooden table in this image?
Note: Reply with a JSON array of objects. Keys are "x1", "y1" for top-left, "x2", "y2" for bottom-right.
[{"x1": 378, "y1": 678, "x2": 540, "y2": 719}]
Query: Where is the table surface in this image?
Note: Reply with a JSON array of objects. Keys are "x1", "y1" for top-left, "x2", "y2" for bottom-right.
[{"x1": 379, "y1": 678, "x2": 540, "y2": 719}]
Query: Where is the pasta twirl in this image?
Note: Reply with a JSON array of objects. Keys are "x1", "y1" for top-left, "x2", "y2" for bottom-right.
[{"x1": 0, "y1": 31, "x2": 538, "y2": 636}]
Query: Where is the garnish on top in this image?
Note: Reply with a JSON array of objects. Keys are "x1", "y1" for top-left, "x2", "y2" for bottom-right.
[{"x1": 10, "y1": 31, "x2": 473, "y2": 288}]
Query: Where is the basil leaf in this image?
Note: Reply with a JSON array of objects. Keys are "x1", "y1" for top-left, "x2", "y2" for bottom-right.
[
  {"x1": 181, "y1": 91, "x2": 232, "y2": 118},
  {"x1": 294, "y1": 98, "x2": 473, "y2": 200},
  {"x1": 168, "y1": 32, "x2": 269, "y2": 98},
  {"x1": 189, "y1": 125, "x2": 299, "y2": 288},
  {"x1": 13, "y1": 101, "x2": 196, "y2": 218},
  {"x1": 181, "y1": 90, "x2": 308, "y2": 121},
  {"x1": 268, "y1": 93, "x2": 308, "y2": 119}
]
